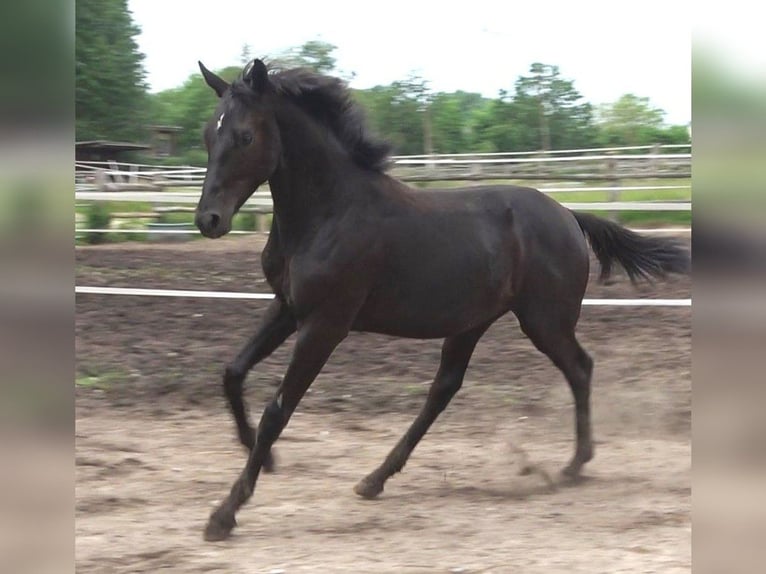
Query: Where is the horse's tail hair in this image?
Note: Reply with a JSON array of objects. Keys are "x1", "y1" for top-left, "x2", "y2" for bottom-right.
[{"x1": 571, "y1": 211, "x2": 690, "y2": 283}]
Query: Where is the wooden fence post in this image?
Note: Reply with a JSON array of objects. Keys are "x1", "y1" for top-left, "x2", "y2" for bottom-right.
[
  {"x1": 648, "y1": 143, "x2": 661, "y2": 175},
  {"x1": 255, "y1": 212, "x2": 266, "y2": 232},
  {"x1": 605, "y1": 151, "x2": 619, "y2": 221},
  {"x1": 94, "y1": 169, "x2": 107, "y2": 192}
]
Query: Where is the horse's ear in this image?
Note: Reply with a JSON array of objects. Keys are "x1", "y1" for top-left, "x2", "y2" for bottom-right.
[
  {"x1": 243, "y1": 59, "x2": 270, "y2": 93},
  {"x1": 198, "y1": 61, "x2": 229, "y2": 97}
]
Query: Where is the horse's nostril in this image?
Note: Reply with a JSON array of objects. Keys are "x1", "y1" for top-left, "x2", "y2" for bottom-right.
[{"x1": 195, "y1": 211, "x2": 223, "y2": 235}]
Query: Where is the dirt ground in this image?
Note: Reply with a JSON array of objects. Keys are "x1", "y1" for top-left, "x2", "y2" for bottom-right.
[{"x1": 76, "y1": 233, "x2": 691, "y2": 573}]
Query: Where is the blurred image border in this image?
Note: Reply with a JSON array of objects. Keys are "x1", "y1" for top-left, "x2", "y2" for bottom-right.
[
  {"x1": 693, "y1": 7, "x2": 766, "y2": 573},
  {"x1": 0, "y1": 1, "x2": 75, "y2": 573}
]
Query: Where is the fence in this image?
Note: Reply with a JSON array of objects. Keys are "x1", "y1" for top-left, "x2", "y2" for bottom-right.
[
  {"x1": 75, "y1": 144, "x2": 691, "y2": 236},
  {"x1": 75, "y1": 144, "x2": 691, "y2": 306},
  {"x1": 75, "y1": 143, "x2": 690, "y2": 191}
]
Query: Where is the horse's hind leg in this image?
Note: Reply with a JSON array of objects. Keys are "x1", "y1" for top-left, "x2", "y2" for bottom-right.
[
  {"x1": 223, "y1": 299, "x2": 295, "y2": 469},
  {"x1": 515, "y1": 302, "x2": 594, "y2": 478},
  {"x1": 354, "y1": 322, "x2": 491, "y2": 499}
]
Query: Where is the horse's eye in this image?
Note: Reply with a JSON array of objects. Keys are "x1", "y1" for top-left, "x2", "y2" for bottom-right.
[{"x1": 241, "y1": 133, "x2": 253, "y2": 146}]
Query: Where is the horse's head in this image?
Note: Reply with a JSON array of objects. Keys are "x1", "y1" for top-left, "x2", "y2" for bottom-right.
[{"x1": 195, "y1": 59, "x2": 281, "y2": 238}]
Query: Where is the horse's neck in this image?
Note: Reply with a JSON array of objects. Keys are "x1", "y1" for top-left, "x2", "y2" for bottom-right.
[{"x1": 268, "y1": 105, "x2": 354, "y2": 249}]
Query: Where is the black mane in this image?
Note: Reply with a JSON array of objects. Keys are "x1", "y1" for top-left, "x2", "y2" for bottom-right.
[{"x1": 231, "y1": 66, "x2": 391, "y2": 172}]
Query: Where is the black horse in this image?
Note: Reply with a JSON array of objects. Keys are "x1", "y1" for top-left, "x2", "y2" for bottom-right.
[{"x1": 194, "y1": 59, "x2": 689, "y2": 541}]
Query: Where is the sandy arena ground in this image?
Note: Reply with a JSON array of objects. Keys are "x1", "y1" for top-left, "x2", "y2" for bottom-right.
[{"x1": 76, "y1": 234, "x2": 690, "y2": 573}]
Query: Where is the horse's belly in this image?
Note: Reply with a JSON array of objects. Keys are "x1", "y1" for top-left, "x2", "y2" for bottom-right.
[{"x1": 353, "y1": 274, "x2": 513, "y2": 338}]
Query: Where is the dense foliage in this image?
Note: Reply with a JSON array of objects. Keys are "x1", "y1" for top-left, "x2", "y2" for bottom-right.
[
  {"x1": 75, "y1": 15, "x2": 689, "y2": 162},
  {"x1": 76, "y1": 0, "x2": 148, "y2": 142}
]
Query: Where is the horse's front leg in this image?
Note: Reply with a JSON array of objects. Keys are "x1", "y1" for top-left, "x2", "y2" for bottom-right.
[
  {"x1": 223, "y1": 298, "x2": 295, "y2": 467},
  {"x1": 204, "y1": 300, "x2": 355, "y2": 541}
]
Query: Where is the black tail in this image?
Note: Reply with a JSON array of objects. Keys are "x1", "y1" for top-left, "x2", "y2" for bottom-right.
[{"x1": 571, "y1": 211, "x2": 690, "y2": 283}]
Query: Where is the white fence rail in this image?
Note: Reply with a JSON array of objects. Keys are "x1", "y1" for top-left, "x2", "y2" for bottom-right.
[
  {"x1": 75, "y1": 227, "x2": 691, "y2": 236},
  {"x1": 74, "y1": 286, "x2": 691, "y2": 307},
  {"x1": 75, "y1": 144, "x2": 691, "y2": 191},
  {"x1": 391, "y1": 144, "x2": 691, "y2": 160}
]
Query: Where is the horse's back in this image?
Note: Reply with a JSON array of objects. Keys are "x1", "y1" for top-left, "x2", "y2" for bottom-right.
[
  {"x1": 405, "y1": 183, "x2": 591, "y2": 308},
  {"x1": 400, "y1": 183, "x2": 587, "y2": 261}
]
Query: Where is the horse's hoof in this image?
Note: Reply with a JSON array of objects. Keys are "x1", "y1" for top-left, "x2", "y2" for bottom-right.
[
  {"x1": 203, "y1": 510, "x2": 236, "y2": 542},
  {"x1": 518, "y1": 464, "x2": 534, "y2": 476},
  {"x1": 561, "y1": 463, "x2": 585, "y2": 482},
  {"x1": 354, "y1": 477, "x2": 383, "y2": 499}
]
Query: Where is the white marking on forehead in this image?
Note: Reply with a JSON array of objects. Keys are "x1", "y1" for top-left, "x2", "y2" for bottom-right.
[{"x1": 216, "y1": 113, "x2": 225, "y2": 132}]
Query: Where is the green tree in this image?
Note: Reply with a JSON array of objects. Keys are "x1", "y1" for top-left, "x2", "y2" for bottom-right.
[
  {"x1": 511, "y1": 63, "x2": 596, "y2": 151},
  {"x1": 239, "y1": 43, "x2": 253, "y2": 65},
  {"x1": 394, "y1": 73, "x2": 435, "y2": 154},
  {"x1": 148, "y1": 65, "x2": 241, "y2": 158},
  {"x1": 76, "y1": 0, "x2": 148, "y2": 142},
  {"x1": 145, "y1": 41, "x2": 340, "y2": 162},
  {"x1": 466, "y1": 93, "x2": 520, "y2": 152},
  {"x1": 596, "y1": 93, "x2": 666, "y2": 146},
  {"x1": 654, "y1": 124, "x2": 691, "y2": 145},
  {"x1": 276, "y1": 40, "x2": 338, "y2": 73},
  {"x1": 430, "y1": 91, "x2": 488, "y2": 153},
  {"x1": 148, "y1": 53, "x2": 679, "y2": 162},
  {"x1": 356, "y1": 85, "x2": 495, "y2": 155},
  {"x1": 353, "y1": 84, "x2": 423, "y2": 155}
]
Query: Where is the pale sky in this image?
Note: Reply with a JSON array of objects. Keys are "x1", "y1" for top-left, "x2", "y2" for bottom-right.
[{"x1": 128, "y1": 0, "x2": 691, "y2": 125}]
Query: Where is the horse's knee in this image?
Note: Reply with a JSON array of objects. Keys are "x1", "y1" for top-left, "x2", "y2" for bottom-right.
[
  {"x1": 223, "y1": 365, "x2": 245, "y2": 400},
  {"x1": 429, "y1": 373, "x2": 463, "y2": 411}
]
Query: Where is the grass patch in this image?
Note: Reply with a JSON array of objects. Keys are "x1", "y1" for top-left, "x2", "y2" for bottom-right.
[
  {"x1": 76, "y1": 376, "x2": 107, "y2": 389},
  {"x1": 156, "y1": 211, "x2": 194, "y2": 224},
  {"x1": 404, "y1": 384, "x2": 427, "y2": 396},
  {"x1": 76, "y1": 369, "x2": 128, "y2": 390},
  {"x1": 617, "y1": 210, "x2": 691, "y2": 227}
]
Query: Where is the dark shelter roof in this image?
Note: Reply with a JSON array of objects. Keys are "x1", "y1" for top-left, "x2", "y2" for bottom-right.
[{"x1": 76, "y1": 140, "x2": 151, "y2": 161}]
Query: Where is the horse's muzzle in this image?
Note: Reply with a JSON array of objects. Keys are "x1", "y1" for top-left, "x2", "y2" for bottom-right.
[{"x1": 195, "y1": 210, "x2": 227, "y2": 238}]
